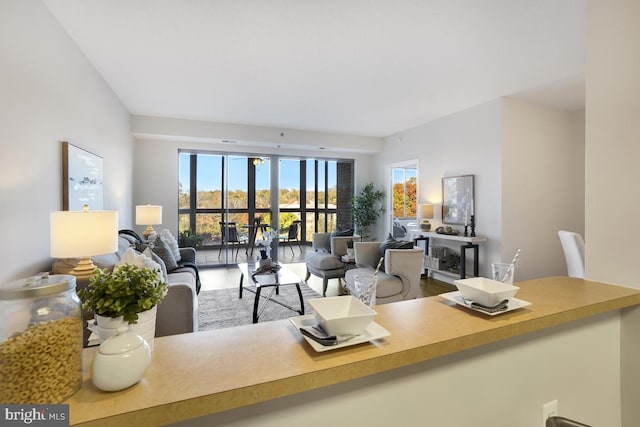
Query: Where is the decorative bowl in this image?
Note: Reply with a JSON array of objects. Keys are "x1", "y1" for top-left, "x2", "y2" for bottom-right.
[
  {"x1": 454, "y1": 277, "x2": 519, "y2": 307},
  {"x1": 308, "y1": 296, "x2": 377, "y2": 336}
]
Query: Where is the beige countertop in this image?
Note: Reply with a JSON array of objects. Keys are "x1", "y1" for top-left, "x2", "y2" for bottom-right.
[{"x1": 65, "y1": 277, "x2": 640, "y2": 426}]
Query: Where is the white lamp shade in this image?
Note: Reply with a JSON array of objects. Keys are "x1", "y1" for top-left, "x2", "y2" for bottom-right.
[
  {"x1": 50, "y1": 210, "x2": 118, "y2": 258},
  {"x1": 136, "y1": 205, "x2": 162, "y2": 225},
  {"x1": 419, "y1": 204, "x2": 434, "y2": 219}
]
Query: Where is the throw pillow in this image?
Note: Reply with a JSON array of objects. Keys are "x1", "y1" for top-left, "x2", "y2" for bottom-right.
[
  {"x1": 150, "y1": 235, "x2": 179, "y2": 272},
  {"x1": 160, "y1": 229, "x2": 181, "y2": 262},
  {"x1": 378, "y1": 234, "x2": 413, "y2": 272},
  {"x1": 143, "y1": 248, "x2": 168, "y2": 282}
]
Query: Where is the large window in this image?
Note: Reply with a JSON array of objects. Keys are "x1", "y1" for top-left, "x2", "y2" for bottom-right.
[
  {"x1": 179, "y1": 151, "x2": 353, "y2": 265},
  {"x1": 279, "y1": 159, "x2": 342, "y2": 241}
]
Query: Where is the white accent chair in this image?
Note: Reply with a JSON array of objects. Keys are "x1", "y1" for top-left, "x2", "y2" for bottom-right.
[
  {"x1": 558, "y1": 230, "x2": 585, "y2": 278},
  {"x1": 344, "y1": 242, "x2": 424, "y2": 304}
]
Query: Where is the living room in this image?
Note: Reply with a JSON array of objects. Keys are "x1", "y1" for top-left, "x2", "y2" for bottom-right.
[{"x1": 2, "y1": 1, "x2": 640, "y2": 426}]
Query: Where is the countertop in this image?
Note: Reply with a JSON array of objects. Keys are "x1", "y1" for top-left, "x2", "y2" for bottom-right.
[{"x1": 65, "y1": 277, "x2": 640, "y2": 426}]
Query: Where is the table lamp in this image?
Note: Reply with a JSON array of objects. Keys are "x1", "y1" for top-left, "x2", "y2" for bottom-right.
[
  {"x1": 419, "y1": 204, "x2": 434, "y2": 231},
  {"x1": 136, "y1": 205, "x2": 162, "y2": 239},
  {"x1": 50, "y1": 207, "x2": 118, "y2": 280}
]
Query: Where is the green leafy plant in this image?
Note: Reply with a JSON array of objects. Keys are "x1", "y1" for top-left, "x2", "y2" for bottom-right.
[
  {"x1": 178, "y1": 230, "x2": 204, "y2": 248},
  {"x1": 352, "y1": 182, "x2": 385, "y2": 240},
  {"x1": 346, "y1": 239, "x2": 354, "y2": 249},
  {"x1": 78, "y1": 264, "x2": 168, "y2": 324}
]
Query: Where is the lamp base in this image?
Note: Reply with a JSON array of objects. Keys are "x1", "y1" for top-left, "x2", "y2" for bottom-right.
[
  {"x1": 142, "y1": 226, "x2": 156, "y2": 240},
  {"x1": 67, "y1": 257, "x2": 99, "y2": 281}
]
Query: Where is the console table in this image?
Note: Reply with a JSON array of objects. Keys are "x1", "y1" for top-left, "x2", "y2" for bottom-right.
[{"x1": 412, "y1": 231, "x2": 487, "y2": 279}]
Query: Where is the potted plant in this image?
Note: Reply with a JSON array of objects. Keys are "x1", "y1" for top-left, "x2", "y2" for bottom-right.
[
  {"x1": 178, "y1": 230, "x2": 203, "y2": 248},
  {"x1": 352, "y1": 182, "x2": 385, "y2": 240},
  {"x1": 78, "y1": 264, "x2": 168, "y2": 347}
]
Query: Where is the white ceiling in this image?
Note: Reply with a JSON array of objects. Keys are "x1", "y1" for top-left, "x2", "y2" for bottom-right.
[{"x1": 44, "y1": 0, "x2": 585, "y2": 138}]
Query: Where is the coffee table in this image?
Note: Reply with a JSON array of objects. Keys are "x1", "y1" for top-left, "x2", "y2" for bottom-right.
[{"x1": 237, "y1": 262, "x2": 305, "y2": 323}]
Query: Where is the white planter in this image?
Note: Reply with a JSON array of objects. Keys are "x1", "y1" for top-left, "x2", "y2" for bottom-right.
[
  {"x1": 346, "y1": 248, "x2": 355, "y2": 257},
  {"x1": 95, "y1": 306, "x2": 157, "y2": 351}
]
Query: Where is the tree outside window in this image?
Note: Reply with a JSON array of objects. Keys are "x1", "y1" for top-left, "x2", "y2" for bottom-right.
[{"x1": 392, "y1": 168, "x2": 417, "y2": 218}]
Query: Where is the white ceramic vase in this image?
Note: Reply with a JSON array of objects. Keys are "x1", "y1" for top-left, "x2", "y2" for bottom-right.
[{"x1": 95, "y1": 305, "x2": 157, "y2": 351}]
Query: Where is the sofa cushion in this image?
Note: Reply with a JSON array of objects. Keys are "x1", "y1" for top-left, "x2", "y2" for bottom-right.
[
  {"x1": 143, "y1": 248, "x2": 168, "y2": 281},
  {"x1": 138, "y1": 237, "x2": 179, "y2": 272},
  {"x1": 160, "y1": 229, "x2": 182, "y2": 262},
  {"x1": 378, "y1": 234, "x2": 413, "y2": 271},
  {"x1": 305, "y1": 252, "x2": 345, "y2": 270},
  {"x1": 344, "y1": 268, "x2": 403, "y2": 300},
  {"x1": 374, "y1": 272, "x2": 405, "y2": 298}
]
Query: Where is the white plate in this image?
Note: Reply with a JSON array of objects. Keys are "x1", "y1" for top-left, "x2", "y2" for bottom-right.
[
  {"x1": 440, "y1": 291, "x2": 531, "y2": 316},
  {"x1": 289, "y1": 314, "x2": 390, "y2": 352}
]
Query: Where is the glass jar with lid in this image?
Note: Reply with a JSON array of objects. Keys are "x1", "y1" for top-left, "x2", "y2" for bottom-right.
[{"x1": 0, "y1": 274, "x2": 83, "y2": 403}]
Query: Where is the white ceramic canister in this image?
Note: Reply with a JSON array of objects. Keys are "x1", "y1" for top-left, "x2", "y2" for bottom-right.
[{"x1": 91, "y1": 326, "x2": 151, "y2": 391}]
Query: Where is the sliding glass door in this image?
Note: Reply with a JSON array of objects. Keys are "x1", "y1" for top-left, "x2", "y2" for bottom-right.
[
  {"x1": 179, "y1": 151, "x2": 353, "y2": 266},
  {"x1": 179, "y1": 152, "x2": 271, "y2": 266}
]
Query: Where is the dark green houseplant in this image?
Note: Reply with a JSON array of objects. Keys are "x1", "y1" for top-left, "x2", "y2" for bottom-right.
[
  {"x1": 178, "y1": 230, "x2": 204, "y2": 248},
  {"x1": 352, "y1": 182, "x2": 385, "y2": 240},
  {"x1": 78, "y1": 264, "x2": 168, "y2": 324}
]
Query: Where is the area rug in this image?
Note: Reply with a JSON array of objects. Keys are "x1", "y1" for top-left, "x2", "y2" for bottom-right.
[{"x1": 198, "y1": 282, "x2": 321, "y2": 331}]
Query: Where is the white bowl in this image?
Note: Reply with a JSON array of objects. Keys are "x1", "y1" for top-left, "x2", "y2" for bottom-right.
[
  {"x1": 308, "y1": 296, "x2": 377, "y2": 336},
  {"x1": 454, "y1": 277, "x2": 519, "y2": 306}
]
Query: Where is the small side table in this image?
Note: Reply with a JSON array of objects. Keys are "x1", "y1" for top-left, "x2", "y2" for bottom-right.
[{"x1": 237, "y1": 262, "x2": 305, "y2": 323}]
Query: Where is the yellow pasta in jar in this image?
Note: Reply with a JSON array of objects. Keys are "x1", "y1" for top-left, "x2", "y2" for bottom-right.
[{"x1": 0, "y1": 318, "x2": 82, "y2": 404}]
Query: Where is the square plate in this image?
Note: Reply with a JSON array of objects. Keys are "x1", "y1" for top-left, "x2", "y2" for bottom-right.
[
  {"x1": 440, "y1": 291, "x2": 531, "y2": 316},
  {"x1": 289, "y1": 314, "x2": 390, "y2": 352}
]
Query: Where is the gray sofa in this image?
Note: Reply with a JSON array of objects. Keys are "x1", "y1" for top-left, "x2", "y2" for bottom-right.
[{"x1": 53, "y1": 233, "x2": 199, "y2": 338}]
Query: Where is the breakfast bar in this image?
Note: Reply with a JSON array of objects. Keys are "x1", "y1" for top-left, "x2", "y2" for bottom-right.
[{"x1": 65, "y1": 277, "x2": 640, "y2": 426}]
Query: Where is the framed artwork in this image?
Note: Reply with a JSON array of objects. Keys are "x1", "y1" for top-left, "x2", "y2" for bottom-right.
[
  {"x1": 442, "y1": 175, "x2": 474, "y2": 225},
  {"x1": 62, "y1": 141, "x2": 103, "y2": 210}
]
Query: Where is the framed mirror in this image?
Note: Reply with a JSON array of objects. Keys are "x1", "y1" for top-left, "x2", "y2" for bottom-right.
[{"x1": 441, "y1": 175, "x2": 474, "y2": 225}]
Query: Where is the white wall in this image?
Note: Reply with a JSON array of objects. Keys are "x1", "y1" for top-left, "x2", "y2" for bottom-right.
[
  {"x1": 0, "y1": 0, "x2": 132, "y2": 284},
  {"x1": 502, "y1": 99, "x2": 585, "y2": 280},
  {"x1": 377, "y1": 100, "x2": 502, "y2": 278},
  {"x1": 586, "y1": 0, "x2": 640, "y2": 425},
  {"x1": 585, "y1": 0, "x2": 640, "y2": 287},
  {"x1": 132, "y1": 115, "x2": 384, "y2": 153},
  {"x1": 372, "y1": 99, "x2": 584, "y2": 282}
]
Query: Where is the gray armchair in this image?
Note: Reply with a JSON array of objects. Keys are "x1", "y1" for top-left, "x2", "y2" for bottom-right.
[
  {"x1": 344, "y1": 241, "x2": 424, "y2": 304},
  {"x1": 304, "y1": 233, "x2": 356, "y2": 296}
]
